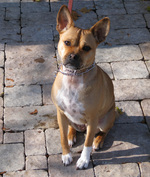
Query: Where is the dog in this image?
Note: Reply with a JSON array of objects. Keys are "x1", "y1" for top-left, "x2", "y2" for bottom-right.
[{"x1": 51, "y1": 5, "x2": 116, "y2": 170}]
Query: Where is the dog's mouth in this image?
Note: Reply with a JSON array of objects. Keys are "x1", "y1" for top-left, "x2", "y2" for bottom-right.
[
  {"x1": 64, "y1": 62, "x2": 81, "y2": 70},
  {"x1": 63, "y1": 60, "x2": 81, "y2": 70},
  {"x1": 63, "y1": 53, "x2": 82, "y2": 70}
]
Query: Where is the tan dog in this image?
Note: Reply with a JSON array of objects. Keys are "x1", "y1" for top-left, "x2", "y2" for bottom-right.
[{"x1": 51, "y1": 5, "x2": 115, "y2": 169}]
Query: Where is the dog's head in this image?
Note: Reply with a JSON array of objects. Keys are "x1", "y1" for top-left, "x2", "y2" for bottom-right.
[{"x1": 57, "y1": 5, "x2": 110, "y2": 70}]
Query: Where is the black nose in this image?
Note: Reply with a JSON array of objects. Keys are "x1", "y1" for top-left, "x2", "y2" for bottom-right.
[
  {"x1": 69, "y1": 54, "x2": 79, "y2": 60},
  {"x1": 64, "y1": 53, "x2": 81, "y2": 70}
]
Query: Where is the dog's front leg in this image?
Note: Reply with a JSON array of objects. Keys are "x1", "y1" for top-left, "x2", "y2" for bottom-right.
[
  {"x1": 57, "y1": 108, "x2": 73, "y2": 166},
  {"x1": 76, "y1": 122, "x2": 97, "y2": 169}
]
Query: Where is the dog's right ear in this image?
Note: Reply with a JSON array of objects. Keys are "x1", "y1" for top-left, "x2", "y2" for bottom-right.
[
  {"x1": 90, "y1": 17, "x2": 110, "y2": 44},
  {"x1": 56, "y1": 5, "x2": 74, "y2": 33}
]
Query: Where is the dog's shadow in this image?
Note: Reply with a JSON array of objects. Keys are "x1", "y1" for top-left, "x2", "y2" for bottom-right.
[
  {"x1": 47, "y1": 114, "x2": 150, "y2": 176},
  {"x1": 72, "y1": 114, "x2": 150, "y2": 167}
]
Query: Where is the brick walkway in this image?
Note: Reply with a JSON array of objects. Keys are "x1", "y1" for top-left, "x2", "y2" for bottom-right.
[{"x1": 0, "y1": 0, "x2": 150, "y2": 176}]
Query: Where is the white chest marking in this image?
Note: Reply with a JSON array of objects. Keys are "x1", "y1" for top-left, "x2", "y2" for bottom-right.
[{"x1": 56, "y1": 75, "x2": 85, "y2": 125}]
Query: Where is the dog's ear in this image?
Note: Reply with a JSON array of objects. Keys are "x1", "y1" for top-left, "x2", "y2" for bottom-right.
[
  {"x1": 90, "y1": 17, "x2": 110, "y2": 44},
  {"x1": 56, "y1": 5, "x2": 74, "y2": 33}
]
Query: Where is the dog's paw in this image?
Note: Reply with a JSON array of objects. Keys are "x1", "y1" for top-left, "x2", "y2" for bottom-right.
[
  {"x1": 76, "y1": 156, "x2": 89, "y2": 169},
  {"x1": 76, "y1": 146, "x2": 92, "y2": 170},
  {"x1": 68, "y1": 136, "x2": 76, "y2": 147},
  {"x1": 62, "y1": 153, "x2": 73, "y2": 166},
  {"x1": 93, "y1": 143, "x2": 100, "y2": 151}
]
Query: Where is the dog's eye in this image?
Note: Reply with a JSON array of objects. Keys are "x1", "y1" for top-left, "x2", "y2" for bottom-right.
[
  {"x1": 82, "y1": 46, "x2": 91, "y2": 52},
  {"x1": 64, "y1": 41, "x2": 71, "y2": 46}
]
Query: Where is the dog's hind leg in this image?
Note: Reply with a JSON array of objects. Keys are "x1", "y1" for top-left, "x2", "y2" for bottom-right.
[
  {"x1": 93, "y1": 131, "x2": 107, "y2": 150},
  {"x1": 93, "y1": 104, "x2": 116, "y2": 151},
  {"x1": 68, "y1": 125, "x2": 76, "y2": 147}
]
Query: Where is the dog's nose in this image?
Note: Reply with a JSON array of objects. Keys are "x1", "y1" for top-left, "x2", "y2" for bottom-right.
[
  {"x1": 69, "y1": 54, "x2": 79, "y2": 60},
  {"x1": 64, "y1": 53, "x2": 81, "y2": 70}
]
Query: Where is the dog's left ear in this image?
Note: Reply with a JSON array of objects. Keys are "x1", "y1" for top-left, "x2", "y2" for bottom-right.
[
  {"x1": 56, "y1": 5, "x2": 74, "y2": 33},
  {"x1": 90, "y1": 17, "x2": 110, "y2": 44}
]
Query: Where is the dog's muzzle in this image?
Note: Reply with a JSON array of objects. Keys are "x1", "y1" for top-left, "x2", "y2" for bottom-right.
[{"x1": 64, "y1": 53, "x2": 81, "y2": 70}]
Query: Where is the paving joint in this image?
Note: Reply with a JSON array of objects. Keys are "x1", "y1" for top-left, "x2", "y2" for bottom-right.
[
  {"x1": 19, "y1": 0, "x2": 23, "y2": 42},
  {"x1": 2, "y1": 43, "x2": 7, "y2": 144},
  {"x1": 122, "y1": 0, "x2": 128, "y2": 14},
  {"x1": 44, "y1": 129, "x2": 49, "y2": 174},
  {"x1": 4, "y1": 7, "x2": 7, "y2": 21},
  {"x1": 91, "y1": 154, "x2": 96, "y2": 177},
  {"x1": 137, "y1": 162, "x2": 142, "y2": 177}
]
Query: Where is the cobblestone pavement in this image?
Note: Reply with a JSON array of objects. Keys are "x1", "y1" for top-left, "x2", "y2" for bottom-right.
[{"x1": 0, "y1": 0, "x2": 150, "y2": 176}]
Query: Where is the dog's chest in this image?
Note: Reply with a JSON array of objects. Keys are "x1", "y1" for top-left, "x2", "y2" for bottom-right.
[{"x1": 56, "y1": 76, "x2": 85, "y2": 125}]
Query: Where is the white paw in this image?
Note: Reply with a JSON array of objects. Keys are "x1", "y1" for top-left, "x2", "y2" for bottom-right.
[
  {"x1": 62, "y1": 153, "x2": 73, "y2": 166},
  {"x1": 76, "y1": 156, "x2": 89, "y2": 169},
  {"x1": 76, "y1": 146, "x2": 92, "y2": 170},
  {"x1": 68, "y1": 137, "x2": 76, "y2": 147}
]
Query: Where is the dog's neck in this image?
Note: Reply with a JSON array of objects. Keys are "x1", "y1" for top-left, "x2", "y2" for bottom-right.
[{"x1": 58, "y1": 62, "x2": 96, "y2": 76}]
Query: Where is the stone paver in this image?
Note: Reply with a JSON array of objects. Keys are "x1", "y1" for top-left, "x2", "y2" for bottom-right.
[
  {"x1": 45, "y1": 128, "x2": 62, "y2": 155},
  {"x1": 4, "y1": 132, "x2": 23, "y2": 143},
  {"x1": 145, "y1": 61, "x2": 150, "y2": 73},
  {"x1": 0, "y1": 120, "x2": 3, "y2": 143},
  {"x1": 0, "y1": 68, "x2": 3, "y2": 95},
  {"x1": 125, "y1": 1, "x2": 150, "y2": 14},
  {"x1": 4, "y1": 85, "x2": 42, "y2": 107},
  {"x1": 0, "y1": 97, "x2": 3, "y2": 119},
  {"x1": 25, "y1": 129, "x2": 46, "y2": 156},
  {"x1": 113, "y1": 79, "x2": 150, "y2": 101},
  {"x1": 4, "y1": 170, "x2": 48, "y2": 177},
  {"x1": 106, "y1": 28, "x2": 150, "y2": 45},
  {"x1": 97, "y1": 8, "x2": 126, "y2": 16},
  {"x1": 111, "y1": 61, "x2": 149, "y2": 80},
  {"x1": 4, "y1": 105, "x2": 57, "y2": 131},
  {"x1": 115, "y1": 101, "x2": 144, "y2": 124},
  {"x1": 22, "y1": 25, "x2": 53, "y2": 42},
  {"x1": 5, "y1": 43, "x2": 56, "y2": 86},
  {"x1": 48, "y1": 154, "x2": 94, "y2": 177},
  {"x1": 92, "y1": 123, "x2": 150, "y2": 165},
  {"x1": 43, "y1": 84, "x2": 53, "y2": 105},
  {"x1": 0, "y1": 144, "x2": 24, "y2": 172},
  {"x1": 0, "y1": 44, "x2": 4, "y2": 51},
  {"x1": 0, "y1": 0, "x2": 20, "y2": 7},
  {"x1": 139, "y1": 162, "x2": 150, "y2": 177},
  {"x1": 97, "y1": 63, "x2": 113, "y2": 79},
  {"x1": 94, "y1": 163, "x2": 140, "y2": 177},
  {"x1": 95, "y1": 0, "x2": 124, "y2": 11},
  {"x1": 0, "y1": 51, "x2": 4, "y2": 67},
  {"x1": 109, "y1": 14, "x2": 146, "y2": 29},
  {"x1": 145, "y1": 14, "x2": 150, "y2": 29},
  {"x1": 141, "y1": 99, "x2": 150, "y2": 130},
  {"x1": 46, "y1": 128, "x2": 86, "y2": 155},
  {"x1": 21, "y1": 1, "x2": 49, "y2": 13},
  {"x1": 51, "y1": 1, "x2": 94, "y2": 12},
  {"x1": 139, "y1": 42, "x2": 150, "y2": 60},
  {"x1": 0, "y1": 26, "x2": 20, "y2": 43},
  {"x1": 26, "y1": 156, "x2": 47, "y2": 170},
  {"x1": 5, "y1": 6, "x2": 20, "y2": 21},
  {"x1": 96, "y1": 45, "x2": 143, "y2": 63},
  {"x1": 1, "y1": 0, "x2": 150, "y2": 176},
  {"x1": 22, "y1": 12, "x2": 57, "y2": 27},
  {"x1": 75, "y1": 10, "x2": 98, "y2": 29}
]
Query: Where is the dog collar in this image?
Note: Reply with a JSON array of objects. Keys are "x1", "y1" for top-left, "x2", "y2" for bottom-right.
[{"x1": 58, "y1": 62, "x2": 96, "y2": 76}]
